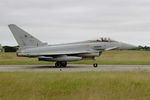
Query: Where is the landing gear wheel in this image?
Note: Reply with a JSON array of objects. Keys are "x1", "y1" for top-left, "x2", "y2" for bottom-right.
[
  {"x1": 55, "y1": 61, "x2": 61, "y2": 68},
  {"x1": 55, "y1": 61, "x2": 67, "y2": 68},
  {"x1": 93, "y1": 63, "x2": 98, "y2": 68},
  {"x1": 61, "y1": 61, "x2": 67, "y2": 67}
]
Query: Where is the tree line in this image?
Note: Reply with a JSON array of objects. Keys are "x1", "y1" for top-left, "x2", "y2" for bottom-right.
[
  {"x1": 1, "y1": 46, "x2": 18, "y2": 52},
  {"x1": 133, "y1": 46, "x2": 150, "y2": 51}
]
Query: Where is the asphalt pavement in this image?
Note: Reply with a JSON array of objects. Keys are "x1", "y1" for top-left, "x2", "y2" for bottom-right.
[{"x1": 0, "y1": 64, "x2": 149, "y2": 72}]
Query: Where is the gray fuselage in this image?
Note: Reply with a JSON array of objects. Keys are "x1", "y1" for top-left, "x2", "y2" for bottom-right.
[{"x1": 17, "y1": 40, "x2": 135, "y2": 61}]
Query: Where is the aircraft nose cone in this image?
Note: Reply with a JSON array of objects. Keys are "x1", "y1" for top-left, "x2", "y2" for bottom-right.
[
  {"x1": 119, "y1": 42, "x2": 137, "y2": 50},
  {"x1": 125, "y1": 44, "x2": 137, "y2": 49}
]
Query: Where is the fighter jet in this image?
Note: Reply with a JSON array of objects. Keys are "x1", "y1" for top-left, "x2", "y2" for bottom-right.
[{"x1": 8, "y1": 24, "x2": 136, "y2": 67}]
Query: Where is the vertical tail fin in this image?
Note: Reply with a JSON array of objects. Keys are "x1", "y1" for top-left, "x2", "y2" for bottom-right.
[{"x1": 8, "y1": 24, "x2": 47, "y2": 49}]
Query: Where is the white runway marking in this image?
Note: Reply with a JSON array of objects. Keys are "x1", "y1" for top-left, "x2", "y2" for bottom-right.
[{"x1": 0, "y1": 64, "x2": 150, "y2": 72}]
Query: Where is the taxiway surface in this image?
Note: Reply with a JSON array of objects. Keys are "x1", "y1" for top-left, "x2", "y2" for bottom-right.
[{"x1": 0, "y1": 64, "x2": 150, "y2": 72}]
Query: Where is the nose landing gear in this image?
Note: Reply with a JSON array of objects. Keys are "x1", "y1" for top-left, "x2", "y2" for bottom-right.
[
  {"x1": 92, "y1": 57, "x2": 98, "y2": 68},
  {"x1": 93, "y1": 63, "x2": 98, "y2": 67}
]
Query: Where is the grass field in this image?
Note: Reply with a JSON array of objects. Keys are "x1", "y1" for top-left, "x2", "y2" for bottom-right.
[
  {"x1": 0, "y1": 51, "x2": 150, "y2": 100},
  {"x1": 0, "y1": 72, "x2": 150, "y2": 100},
  {"x1": 0, "y1": 50, "x2": 150, "y2": 65}
]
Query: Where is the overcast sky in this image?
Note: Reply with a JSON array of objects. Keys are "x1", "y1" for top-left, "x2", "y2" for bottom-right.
[{"x1": 0, "y1": 0, "x2": 150, "y2": 46}]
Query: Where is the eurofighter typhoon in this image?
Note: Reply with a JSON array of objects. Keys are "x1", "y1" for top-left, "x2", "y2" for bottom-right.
[{"x1": 8, "y1": 24, "x2": 136, "y2": 68}]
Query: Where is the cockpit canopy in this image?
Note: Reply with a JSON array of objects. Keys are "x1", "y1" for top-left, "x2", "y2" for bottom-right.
[
  {"x1": 97, "y1": 37, "x2": 115, "y2": 42},
  {"x1": 88, "y1": 37, "x2": 116, "y2": 42},
  {"x1": 78, "y1": 37, "x2": 116, "y2": 43}
]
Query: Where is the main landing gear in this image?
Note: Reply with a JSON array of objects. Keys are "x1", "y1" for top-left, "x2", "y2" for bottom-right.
[
  {"x1": 55, "y1": 61, "x2": 67, "y2": 68},
  {"x1": 55, "y1": 61, "x2": 98, "y2": 68}
]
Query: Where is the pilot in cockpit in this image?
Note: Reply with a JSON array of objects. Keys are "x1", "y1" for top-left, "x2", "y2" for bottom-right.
[{"x1": 97, "y1": 37, "x2": 113, "y2": 42}]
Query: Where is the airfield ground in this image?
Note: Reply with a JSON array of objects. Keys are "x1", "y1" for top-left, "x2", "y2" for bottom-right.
[
  {"x1": 0, "y1": 50, "x2": 150, "y2": 100},
  {"x1": 0, "y1": 64, "x2": 150, "y2": 72},
  {"x1": 0, "y1": 72, "x2": 150, "y2": 100}
]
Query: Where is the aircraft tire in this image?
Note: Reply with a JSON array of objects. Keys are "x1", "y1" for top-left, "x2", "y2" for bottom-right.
[
  {"x1": 55, "y1": 61, "x2": 61, "y2": 68},
  {"x1": 93, "y1": 63, "x2": 98, "y2": 67},
  {"x1": 55, "y1": 61, "x2": 67, "y2": 68},
  {"x1": 60, "y1": 61, "x2": 67, "y2": 67}
]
